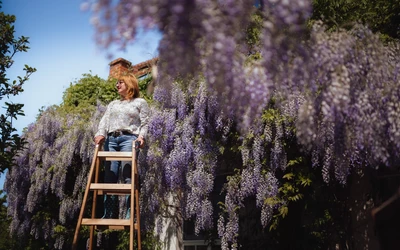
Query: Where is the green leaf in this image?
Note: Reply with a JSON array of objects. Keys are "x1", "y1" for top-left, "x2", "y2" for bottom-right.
[
  {"x1": 283, "y1": 173, "x2": 294, "y2": 180},
  {"x1": 279, "y1": 206, "x2": 289, "y2": 218}
]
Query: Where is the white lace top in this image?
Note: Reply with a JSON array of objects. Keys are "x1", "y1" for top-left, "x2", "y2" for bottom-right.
[{"x1": 95, "y1": 98, "x2": 150, "y2": 139}]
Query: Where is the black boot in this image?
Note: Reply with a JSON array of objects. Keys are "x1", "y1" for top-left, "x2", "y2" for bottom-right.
[{"x1": 102, "y1": 195, "x2": 118, "y2": 219}]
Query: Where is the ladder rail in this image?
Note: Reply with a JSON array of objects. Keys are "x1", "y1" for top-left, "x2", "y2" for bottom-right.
[
  {"x1": 134, "y1": 152, "x2": 141, "y2": 250},
  {"x1": 72, "y1": 144, "x2": 100, "y2": 250},
  {"x1": 130, "y1": 147, "x2": 136, "y2": 250},
  {"x1": 88, "y1": 150, "x2": 102, "y2": 249}
]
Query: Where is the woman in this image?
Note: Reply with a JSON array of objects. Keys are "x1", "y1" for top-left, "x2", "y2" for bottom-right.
[{"x1": 94, "y1": 73, "x2": 149, "y2": 218}]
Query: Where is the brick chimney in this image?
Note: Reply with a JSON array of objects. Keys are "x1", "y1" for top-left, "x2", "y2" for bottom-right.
[
  {"x1": 108, "y1": 57, "x2": 159, "y2": 79},
  {"x1": 108, "y1": 58, "x2": 132, "y2": 79}
]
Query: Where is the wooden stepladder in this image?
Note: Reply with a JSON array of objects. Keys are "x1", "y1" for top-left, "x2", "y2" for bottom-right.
[{"x1": 72, "y1": 143, "x2": 141, "y2": 250}]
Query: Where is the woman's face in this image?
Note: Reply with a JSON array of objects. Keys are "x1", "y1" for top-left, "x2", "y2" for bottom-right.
[{"x1": 116, "y1": 80, "x2": 128, "y2": 97}]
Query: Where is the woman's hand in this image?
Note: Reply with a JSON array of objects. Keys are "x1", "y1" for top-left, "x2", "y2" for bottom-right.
[
  {"x1": 94, "y1": 135, "x2": 105, "y2": 145},
  {"x1": 136, "y1": 136, "x2": 145, "y2": 148}
]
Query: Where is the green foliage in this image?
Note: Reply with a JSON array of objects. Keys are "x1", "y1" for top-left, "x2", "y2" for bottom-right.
[
  {"x1": 262, "y1": 108, "x2": 284, "y2": 124},
  {"x1": 91, "y1": 230, "x2": 161, "y2": 250},
  {"x1": 138, "y1": 231, "x2": 162, "y2": 250},
  {"x1": 266, "y1": 157, "x2": 313, "y2": 231},
  {"x1": 0, "y1": 191, "x2": 13, "y2": 250},
  {"x1": 245, "y1": 10, "x2": 264, "y2": 60},
  {"x1": 311, "y1": 0, "x2": 400, "y2": 40},
  {"x1": 261, "y1": 103, "x2": 296, "y2": 133},
  {"x1": 53, "y1": 225, "x2": 66, "y2": 234},
  {"x1": 261, "y1": 152, "x2": 354, "y2": 249},
  {"x1": 0, "y1": 3, "x2": 36, "y2": 173},
  {"x1": 138, "y1": 75, "x2": 154, "y2": 101},
  {"x1": 60, "y1": 73, "x2": 118, "y2": 117}
]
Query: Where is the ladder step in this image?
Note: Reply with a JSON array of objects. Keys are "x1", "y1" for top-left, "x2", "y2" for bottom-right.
[
  {"x1": 82, "y1": 219, "x2": 139, "y2": 230},
  {"x1": 97, "y1": 151, "x2": 133, "y2": 161},
  {"x1": 90, "y1": 183, "x2": 132, "y2": 194}
]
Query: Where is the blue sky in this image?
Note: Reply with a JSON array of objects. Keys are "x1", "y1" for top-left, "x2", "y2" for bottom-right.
[{"x1": 1, "y1": 0, "x2": 161, "y2": 190}]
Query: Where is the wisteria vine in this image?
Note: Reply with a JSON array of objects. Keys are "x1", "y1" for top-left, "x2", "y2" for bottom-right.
[
  {"x1": 4, "y1": 0, "x2": 400, "y2": 249},
  {"x1": 5, "y1": 105, "x2": 103, "y2": 249},
  {"x1": 83, "y1": 0, "x2": 400, "y2": 247}
]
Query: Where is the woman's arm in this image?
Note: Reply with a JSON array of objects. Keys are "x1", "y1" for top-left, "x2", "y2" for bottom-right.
[
  {"x1": 137, "y1": 99, "x2": 150, "y2": 147},
  {"x1": 94, "y1": 102, "x2": 114, "y2": 144}
]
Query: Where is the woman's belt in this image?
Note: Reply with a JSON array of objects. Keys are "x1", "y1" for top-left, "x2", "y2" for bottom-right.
[{"x1": 108, "y1": 130, "x2": 133, "y2": 137}]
